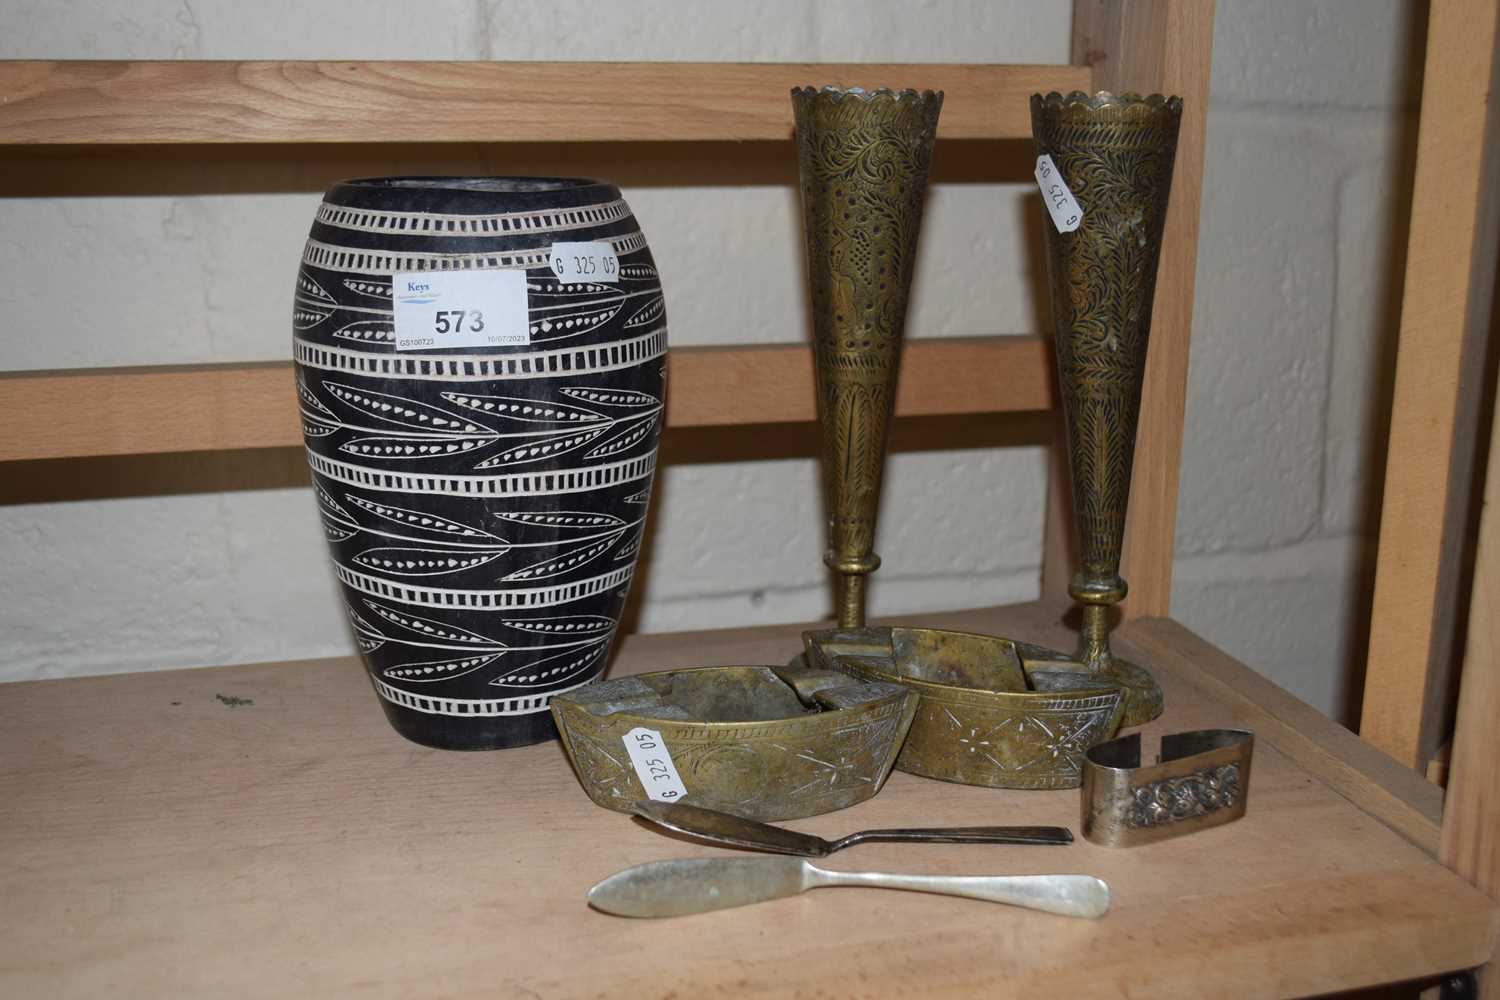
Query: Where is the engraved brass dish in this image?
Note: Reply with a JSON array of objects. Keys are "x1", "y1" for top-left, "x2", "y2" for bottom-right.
[
  {"x1": 1032, "y1": 91, "x2": 1184, "y2": 726},
  {"x1": 550, "y1": 664, "x2": 917, "y2": 821},
  {"x1": 792, "y1": 85, "x2": 942, "y2": 628},
  {"x1": 1081, "y1": 729, "x2": 1254, "y2": 847},
  {"x1": 803, "y1": 627, "x2": 1127, "y2": 790}
]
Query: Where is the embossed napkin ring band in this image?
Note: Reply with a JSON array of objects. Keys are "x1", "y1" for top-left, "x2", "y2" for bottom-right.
[{"x1": 1081, "y1": 729, "x2": 1254, "y2": 847}]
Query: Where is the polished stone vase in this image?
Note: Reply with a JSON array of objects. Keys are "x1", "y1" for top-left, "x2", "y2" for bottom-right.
[
  {"x1": 792, "y1": 86, "x2": 942, "y2": 628},
  {"x1": 292, "y1": 177, "x2": 666, "y2": 749},
  {"x1": 1031, "y1": 92, "x2": 1182, "y2": 726}
]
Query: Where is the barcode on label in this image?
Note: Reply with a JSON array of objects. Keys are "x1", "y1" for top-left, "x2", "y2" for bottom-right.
[
  {"x1": 622, "y1": 726, "x2": 687, "y2": 802},
  {"x1": 1035, "y1": 154, "x2": 1084, "y2": 234}
]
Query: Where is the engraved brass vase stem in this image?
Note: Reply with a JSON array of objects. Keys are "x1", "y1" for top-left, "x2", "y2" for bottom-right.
[
  {"x1": 1032, "y1": 91, "x2": 1183, "y2": 726},
  {"x1": 792, "y1": 86, "x2": 942, "y2": 628}
]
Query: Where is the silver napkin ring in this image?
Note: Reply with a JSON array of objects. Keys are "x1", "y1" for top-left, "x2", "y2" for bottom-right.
[{"x1": 1081, "y1": 729, "x2": 1254, "y2": 847}]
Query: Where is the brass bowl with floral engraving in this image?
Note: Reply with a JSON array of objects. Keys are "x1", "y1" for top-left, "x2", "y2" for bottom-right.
[
  {"x1": 550, "y1": 664, "x2": 918, "y2": 821},
  {"x1": 803, "y1": 627, "x2": 1128, "y2": 790}
]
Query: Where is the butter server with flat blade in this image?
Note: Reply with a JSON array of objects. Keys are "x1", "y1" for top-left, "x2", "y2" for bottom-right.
[
  {"x1": 588, "y1": 856, "x2": 1109, "y2": 919},
  {"x1": 632, "y1": 800, "x2": 1072, "y2": 855}
]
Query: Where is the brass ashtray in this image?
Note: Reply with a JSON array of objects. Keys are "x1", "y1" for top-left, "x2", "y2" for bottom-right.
[
  {"x1": 550, "y1": 664, "x2": 918, "y2": 821},
  {"x1": 803, "y1": 627, "x2": 1128, "y2": 790}
]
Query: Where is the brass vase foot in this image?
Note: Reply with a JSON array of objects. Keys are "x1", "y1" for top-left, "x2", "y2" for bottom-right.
[{"x1": 1076, "y1": 588, "x2": 1164, "y2": 726}]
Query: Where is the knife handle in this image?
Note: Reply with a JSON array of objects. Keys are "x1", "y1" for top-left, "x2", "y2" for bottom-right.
[
  {"x1": 828, "y1": 826, "x2": 1073, "y2": 851},
  {"x1": 806, "y1": 867, "x2": 1110, "y2": 919}
]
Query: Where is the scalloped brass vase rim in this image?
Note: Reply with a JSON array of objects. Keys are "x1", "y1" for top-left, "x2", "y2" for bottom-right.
[
  {"x1": 1031, "y1": 89, "x2": 1183, "y2": 111},
  {"x1": 803, "y1": 626, "x2": 1129, "y2": 790},
  {"x1": 550, "y1": 663, "x2": 918, "y2": 821},
  {"x1": 791, "y1": 84, "x2": 944, "y2": 103}
]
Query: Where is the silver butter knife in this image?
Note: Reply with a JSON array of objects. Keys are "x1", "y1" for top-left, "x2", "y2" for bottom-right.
[
  {"x1": 587, "y1": 856, "x2": 1109, "y2": 919},
  {"x1": 631, "y1": 800, "x2": 1073, "y2": 855}
]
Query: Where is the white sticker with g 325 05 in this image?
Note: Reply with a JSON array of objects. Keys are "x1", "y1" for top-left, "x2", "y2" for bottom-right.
[
  {"x1": 549, "y1": 241, "x2": 620, "y2": 284},
  {"x1": 1035, "y1": 154, "x2": 1084, "y2": 234},
  {"x1": 392, "y1": 269, "x2": 530, "y2": 351},
  {"x1": 622, "y1": 726, "x2": 687, "y2": 802}
]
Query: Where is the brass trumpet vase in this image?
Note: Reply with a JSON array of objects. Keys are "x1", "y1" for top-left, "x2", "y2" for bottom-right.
[
  {"x1": 1032, "y1": 91, "x2": 1183, "y2": 726},
  {"x1": 551, "y1": 664, "x2": 918, "y2": 821},
  {"x1": 803, "y1": 626, "x2": 1127, "y2": 790},
  {"x1": 792, "y1": 86, "x2": 942, "y2": 628}
]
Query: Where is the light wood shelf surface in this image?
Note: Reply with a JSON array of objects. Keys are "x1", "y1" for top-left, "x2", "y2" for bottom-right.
[
  {"x1": 2, "y1": 601, "x2": 1492, "y2": 999},
  {"x1": 0, "y1": 336, "x2": 1052, "y2": 462},
  {"x1": 0, "y1": 61, "x2": 1090, "y2": 145}
]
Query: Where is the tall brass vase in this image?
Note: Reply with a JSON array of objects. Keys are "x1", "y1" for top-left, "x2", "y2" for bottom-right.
[
  {"x1": 1031, "y1": 91, "x2": 1183, "y2": 726},
  {"x1": 792, "y1": 86, "x2": 942, "y2": 628}
]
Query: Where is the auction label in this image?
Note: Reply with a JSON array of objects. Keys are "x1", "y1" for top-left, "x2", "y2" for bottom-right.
[
  {"x1": 622, "y1": 726, "x2": 687, "y2": 802},
  {"x1": 1035, "y1": 154, "x2": 1084, "y2": 234},
  {"x1": 392, "y1": 269, "x2": 530, "y2": 351},
  {"x1": 549, "y1": 241, "x2": 620, "y2": 284}
]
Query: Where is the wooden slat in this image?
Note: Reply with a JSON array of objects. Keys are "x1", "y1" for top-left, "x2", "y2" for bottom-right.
[
  {"x1": 0, "y1": 336, "x2": 1052, "y2": 462},
  {"x1": 671, "y1": 336, "x2": 1052, "y2": 427},
  {"x1": 1359, "y1": 0, "x2": 1500, "y2": 769},
  {"x1": 1041, "y1": 1, "x2": 1213, "y2": 616},
  {"x1": 1442, "y1": 361, "x2": 1500, "y2": 995},
  {"x1": 0, "y1": 362, "x2": 299, "y2": 464},
  {"x1": 0, "y1": 61, "x2": 1092, "y2": 146},
  {"x1": 1, "y1": 603, "x2": 1495, "y2": 998}
]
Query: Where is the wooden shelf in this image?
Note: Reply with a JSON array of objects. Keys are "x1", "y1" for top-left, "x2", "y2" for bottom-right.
[
  {"x1": 0, "y1": 61, "x2": 1090, "y2": 146},
  {"x1": 0, "y1": 336, "x2": 1052, "y2": 462},
  {"x1": 1, "y1": 601, "x2": 1492, "y2": 998}
]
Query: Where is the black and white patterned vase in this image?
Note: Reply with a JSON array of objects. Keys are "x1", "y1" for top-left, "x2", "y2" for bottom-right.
[{"x1": 292, "y1": 178, "x2": 667, "y2": 749}]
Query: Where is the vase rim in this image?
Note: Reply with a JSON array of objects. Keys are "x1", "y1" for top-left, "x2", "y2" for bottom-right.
[
  {"x1": 1031, "y1": 90, "x2": 1183, "y2": 112},
  {"x1": 336, "y1": 176, "x2": 608, "y2": 194},
  {"x1": 321, "y1": 175, "x2": 623, "y2": 212},
  {"x1": 790, "y1": 85, "x2": 943, "y2": 103}
]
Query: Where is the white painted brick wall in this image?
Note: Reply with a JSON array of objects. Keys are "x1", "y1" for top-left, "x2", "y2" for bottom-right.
[{"x1": 0, "y1": 1, "x2": 1422, "y2": 725}]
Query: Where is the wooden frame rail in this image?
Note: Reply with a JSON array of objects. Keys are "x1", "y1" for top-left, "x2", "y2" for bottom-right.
[
  {"x1": 1359, "y1": 0, "x2": 1500, "y2": 773},
  {"x1": 0, "y1": 61, "x2": 1089, "y2": 144},
  {"x1": 0, "y1": 337, "x2": 1052, "y2": 462}
]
